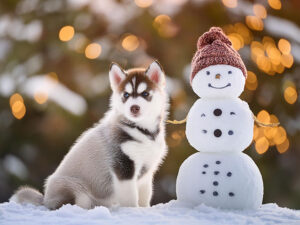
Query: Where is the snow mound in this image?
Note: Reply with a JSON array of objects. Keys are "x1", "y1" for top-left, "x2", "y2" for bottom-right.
[{"x1": 1, "y1": 200, "x2": 300, "y2": 225}]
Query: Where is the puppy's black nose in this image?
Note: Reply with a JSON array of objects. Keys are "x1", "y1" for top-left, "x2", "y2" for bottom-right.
[{"x1": 130, "y1": 105, "x2": 140, "y2": 114}]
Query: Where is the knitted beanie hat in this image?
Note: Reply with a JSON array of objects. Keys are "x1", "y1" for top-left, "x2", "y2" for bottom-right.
[{"x1": 190, "y1": 27, "x2": 247, "y2": 83}]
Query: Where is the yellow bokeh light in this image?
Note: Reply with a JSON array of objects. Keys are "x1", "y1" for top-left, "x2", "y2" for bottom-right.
[
  {"x1": 281, "y1": 54, "x2": 294, "y2": 68},
  {"x1": 268, "y1": 0, "x2": 281, "y2": 10},
  {"x1": 12, "y1": 103, "x2": 26, "y2": 120},
  {"x1": 10, "y1": 93, "x2": 26, "y2": 120},
  {"x1": 122, "y1": 35, "x2": 140, "y2": 52},
  {"x1": 246, "y1": 16, "x2": 264, "y2": 31},
  {"x1": 12, "y1": 101, "x2": 24, "y2": 113},
  {"x1": 266, "y1": 46, "x2": 281, "y2": 66},
  {"x1": 284, "y1": 86, "x2": 297, "y2": 104},
  {"x1": 255, "y1": 137, "x2": 269, "y2": 154},
  {"x1": 246, "y1": 71, "x2": 258, "y2": 91},
  {"x1": 228, "y1": 33, "x2": 244, "y2": 50},
  {"x1": 247, "y1": 71, "x2": 257, "y2": 83},
  {"x1": 9, "y1": 93, "x2": 24, "y2": 108},
  {"x1": 134, "y1": 0, "x2": 153, "y2": 8},
  {"x1": 253, "y1": 4, "x2": 267, "y2": 19},
  {"x1": 273, "y1": 126, "x2": 287, "y2": 145},
  {"x1": 256, "y1": 55, "x2": 272, "y2": 72},
  {"x1": 273, "y1": 63, "x2": 285, "y2": 74},
  {"x1": 222, "y1": 0, "x2": 237, "y2": 8},
  {"x1": 253, "y1": 125, "x2": 264, "y2": 141},
  {"x1": 257, "y1": 110, "x2": 270, "y2": 123},
  {"x1": 278, "y1": 39, "x2": 291, "y2": 55},
  {"x1": 276, "y1": 138, "x2": 289, "y2": 154},
  {"x1": 85, "y1": 43, "x2": 102, "y2": 59},
  {"x1": 153, "y1": 14, "x2": 178, "y2": 38},
  {"x1": 59, "y1": 26, "x2": 75, "y2": 42},
  {"x1": 234, "y1": 23, "x2": 253, "y2": 45},
  {"x1": 153, "y1": 15, "x2": 171, "y2": 27},
  {"x1": 34, "y1": 91, "x2": 48, "y2": 104},
  {"x1": 47, "y1": 72, "x2": 59, "y2": 83},
  {"x1": 251, "y1": 41, "x2": 265, "y2": 62},
  {"x1": 264, "y1": 127, "x2": 278, "y2": 140}
]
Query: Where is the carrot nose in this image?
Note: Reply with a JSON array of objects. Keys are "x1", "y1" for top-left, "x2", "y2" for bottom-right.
[{"x1": 215, "y1": 74, "x2": 221, "y2": 79}]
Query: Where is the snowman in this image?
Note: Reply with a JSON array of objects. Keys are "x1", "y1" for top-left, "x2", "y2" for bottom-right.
[{"x1": 176, "y1": 27, "x2": 263, "y2": 209}]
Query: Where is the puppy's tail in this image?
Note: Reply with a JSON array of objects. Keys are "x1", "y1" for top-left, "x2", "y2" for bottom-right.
[{"x1": 10, "y1": 186, "x2": 44, "y2": 206}]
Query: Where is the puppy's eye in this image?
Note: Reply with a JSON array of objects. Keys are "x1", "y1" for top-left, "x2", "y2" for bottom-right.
[
  {"x1": 206, "y1": 71, "x2": 210, "y2": 75},
  {"x1": 142, "y1": 91, "x2": 149, "y2": 97},
  {"x1": 228, "y1": 71, "x2": 232, "y2": 74},
  {"x1": 123, "y1": 92, "x2": 130, "y2": 98}
]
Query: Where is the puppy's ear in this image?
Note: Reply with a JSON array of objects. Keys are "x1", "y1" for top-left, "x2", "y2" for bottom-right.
[
  {"x1": 145, "y1": 60, "x2": 165, "y2": 87},
  {"x1": 109, "y1": 63, "x2": 126, "y2": 91}
]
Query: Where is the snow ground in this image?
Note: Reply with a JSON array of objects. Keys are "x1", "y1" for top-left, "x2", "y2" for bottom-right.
[{"x1": 0, "y1": 200, "x2": 300, "y2": 225}]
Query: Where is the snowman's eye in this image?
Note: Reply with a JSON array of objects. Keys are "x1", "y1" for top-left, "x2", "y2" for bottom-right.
[
  {"x1": 228, "y1": 71, "x2": 232, "y2": 74},
  {"x1": 206, "y1": 71, "x2": 210, "y2": 75}
]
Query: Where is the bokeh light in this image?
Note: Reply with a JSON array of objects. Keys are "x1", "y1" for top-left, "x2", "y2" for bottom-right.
[
  {"x1": 9, "y1": 93, "x2": 26, "y2": 120},
  {"x1": 153, "y1": 15, "x2": 178, "y2": 38},
  {"x1": 85, "y1": 43, "x2": 102, "y2": 59},
  {"x1": 273, "y1": 126, "x2": 287, "y2": 145},
  {"x1": 281, "y1": 54, "x2": 294, "y2": 68},
  {"x1": 276, "y1": 138, "x2": 289, "y2": 154},
  {"x1": 222, "y1": 0, "x2": 237, "y2": 8},
  {"x1": 134, "y1": 0, "x2": 153, "y2": 8},
  {"x1": 227, "y1": 33, "x2": 244, "y2": 50},
  {"x1": 268, "y1": 0, "x2": 282, "y2": 10},
  {"x1": 59, "y1": 26, "x2": 75, "y2": 42},
  {"x1": 245, "y1": 71, "x2": 258, "y2": 91},
  {"x1": 253, "y1": 4, "x2": 267, "y2": 19},
  {"x1": 34, "y1": 91, "x2": 48, "y2": 104},
  {"x1": 284, "y1": 86, "x2": 297, "y2": 104},
  {"x1": 257, "y1": 110, "x2": 270, "y2": 123},
  {"x1": 255, "y1": 137, "x2": 269, "y2": 154},
  {"x1": 122, "y1": 35, "x2": 140, "y2": 52},
  {"x1": 246, "y1": 16, "x2": 264, "y2": 31},
  {"x1": 278, "y1": 39, "x2": 291, "y2": 55}
]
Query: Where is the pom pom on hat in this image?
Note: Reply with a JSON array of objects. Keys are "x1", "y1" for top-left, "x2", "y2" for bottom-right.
[
  {"x1": 197, "y1": 27, "x2": 232, "y2": 49},
  {"x1": 191, "y1": 27, "x2": 247, "y2": 83}
]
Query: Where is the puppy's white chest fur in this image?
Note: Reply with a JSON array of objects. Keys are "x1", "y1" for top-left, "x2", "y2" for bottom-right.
[{"x1": 121, "y1": 129, "x2": 166, "y2": 177}]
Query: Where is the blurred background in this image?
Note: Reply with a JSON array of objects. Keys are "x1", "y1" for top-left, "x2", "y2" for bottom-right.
[{"x1": 0, "y1": 0, "x2": 299, "y2": 209}]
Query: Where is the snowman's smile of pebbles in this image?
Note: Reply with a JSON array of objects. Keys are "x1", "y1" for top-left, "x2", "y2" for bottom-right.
[{"x1": 208, "y1": 83, "x2": 231, "y2": 89}]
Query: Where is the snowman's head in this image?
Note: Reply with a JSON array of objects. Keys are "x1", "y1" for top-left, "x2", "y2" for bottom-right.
[
  {"x1": 191, "y1": 64, "x2": 245, "y2": 98},
  {"x1": 190, "y1": 27, "x2": 247, "y2": 98}
]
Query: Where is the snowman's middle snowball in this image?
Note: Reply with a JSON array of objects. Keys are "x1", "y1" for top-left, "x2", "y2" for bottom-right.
[{"x1": 186, "y1": 98, "x2": 253, "y2": 153}]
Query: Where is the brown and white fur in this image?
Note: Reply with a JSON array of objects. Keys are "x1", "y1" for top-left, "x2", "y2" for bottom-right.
[{"x1": 10, "y1": 61, "x2": 169, "y2": 209}]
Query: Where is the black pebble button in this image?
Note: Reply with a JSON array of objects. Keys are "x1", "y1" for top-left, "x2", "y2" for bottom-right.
[
  {"x1": 213, "y1": 181, "x2": 218, "y2": 186},
  {"x1": 200, "y1": 190, "x2": 205, "y2": 194},
  {"x1": 228, "y1": 130, "x2": 234, "y2": 135},
  {"x1": 213, "y1": 108, "x2": 222, "y2": 116},
  {"x1": 227, "y1": 172, "x2": 232, "y2": 177},
  {"x1": 202, "y1": 171, "x2": 206, "y2": 174},
  {"x1": 203, "y1": 164, "x2": 209, "y2": 168},
  {"x1": 213, "y1": 191, "x2": 218, "y2": 196},
  {"x1": 214, "y1": 171, "x2": 219, "y2": 175},
  {"x1": 214, "y1": 129, "x2": 222, "y2": 137},
  {"x1": 230, "y1": 112, "x2": 235, "y2": 115},
  {"x1": 202, "y1": 130, "x2": 207, "y2": 134},
  {"x1": 216, "y1": 161, "x2": 221, "y2": 164},
  {"x1": 229, "y1": 192, "x2": 235, "y2": 197}
]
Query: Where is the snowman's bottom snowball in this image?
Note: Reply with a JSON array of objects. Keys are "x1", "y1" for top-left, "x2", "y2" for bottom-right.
[{"x1": 176, "y1": 152, "x2": 263, "y2": 210}]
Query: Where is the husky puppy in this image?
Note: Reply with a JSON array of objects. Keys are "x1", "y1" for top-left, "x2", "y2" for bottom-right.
[{"x1": 10, "y1": 61, "x2": 168, "y2": 209}]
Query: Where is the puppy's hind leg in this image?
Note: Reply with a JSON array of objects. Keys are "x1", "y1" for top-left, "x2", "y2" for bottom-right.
[
  {"x1": 75, "y1": 192, "x2": 94, "y2": 209},
  {"x1": 43, "y1": 176, "x2": 75, "y2": 210}
]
